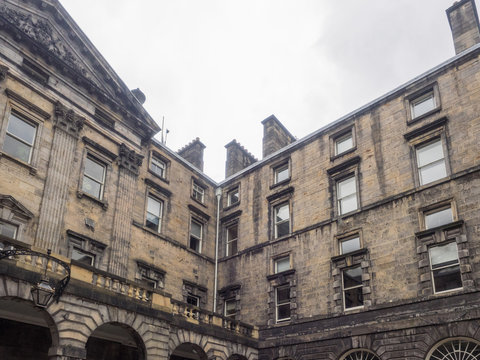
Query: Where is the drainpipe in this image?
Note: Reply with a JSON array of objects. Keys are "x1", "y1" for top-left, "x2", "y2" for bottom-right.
[{"x1": 213, "y1": 187, "x2": 222, "y2": 313}]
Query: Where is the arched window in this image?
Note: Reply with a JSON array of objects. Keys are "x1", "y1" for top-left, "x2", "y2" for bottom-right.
[
  {"x1": 340, "y1": 349, "x2": 380, "y2": 360},
  {"x1": 427, "y1": 338, "x2": 480, "y2": 360}
]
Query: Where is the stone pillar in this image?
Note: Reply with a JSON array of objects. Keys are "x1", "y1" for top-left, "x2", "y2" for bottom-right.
[
  {"x1": 108, "y1": 144, "x2": 143, "y2": 277},
  {"x1": 36, "y1": 102, "x2": 84, "y2": 253},
  {"x1": 261, "y1": 115, "x2": 295, "y2": 158},
  {"x1": 447, "y1": 0, "x2": 480, "y2": 54}
]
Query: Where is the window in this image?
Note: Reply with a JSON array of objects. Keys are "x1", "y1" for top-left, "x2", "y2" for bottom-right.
[
  {"x1": 226, "y1": 223, "x2": 238, "y2": 256},
  {"x1": 339, "y1": 235, "x2": 361, "y2": 254},
  {"x1": 425, "y1": 206, "x2": 453, "y2": 229},
  {"x1": 335, "y1": 132, "x2": 353, "y2": 156},
  {"x1": 71, "y1": 248, "x2": 95, "y2": 266},
  {"x1": 0, "y1": 220, "x2": 18, "y2": 239},
  {"x1": 274, "y1": 202, "x2": 290, "y2": 238},
  {"x1": 429, "y1": 242, "x2": 462, "y2": 293},
  {"x1": 137, "y1": 263, "x2": 165, "y2": 290},
  {"x1": 427, "y1": 339, "x2": 480, "y2": 360},
  {"x1": 274, "y1": 163, "x2": 289, "y2": 184},
  {"x1": 189, "y1": 218, "x2": 203, "y2": 252},
  {"x1": 186, "y1": 294, "x2": 200, "y2": 307},
  {"x1": 227, "y1": 187, "x2": 239, "y2": 206},
  {"x1": 343, "y1": 266, "x2": 363, "y2": 310},
  {"x1": 150, "y1": 155, "x2": 166, "y2": 179},
  {"x1": 146, "y1": 196, "x2": 163, "y2": 232},
  {"x1": 340, "y1": 350, "x2": 380, "y2": 360},
  {"x1": 82, "y1": 156, "x2": 106, "y2": 199},
  {"x1": 416, "y1": 138, "x2": 447, "y2": 185},
  {"x1": 411, "y1": 90, "x2": 436, "y2": 119},
  {"x1": 275, "y1": 256, "x2": 290, "y2": 273},
  {"x1": 224, "y1": 299, "x2": 236, "y2": 318},
  {"x1": 192, "y1": 182, "x2": 205, "y2": 203},
  {"x1": 275, "y1": 285, "x2": 291, "y2": 322},
  {"x1": 337, "y1": 175, "x2": 358, "y2": 215},
  {"x1": 3, "y1": 112, "x2": 37, "y2": 164}
]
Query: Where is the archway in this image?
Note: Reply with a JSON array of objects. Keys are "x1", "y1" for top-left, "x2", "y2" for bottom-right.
[
  {"x1": 339, "y1": 349, "x2": 380, "y2": 360},
  {"x1": 228, "y1": 355, "x2": 248, "y2": 360},
  {"x1": 426, "y1": 337, "x2": 480, "y2": 359},
  {"x1": 0, "y1": 297, "x2": 58, "y2": 360},
  {"x1": 170, "y1": 343, "x2": 208, "y2": 360},
  {"x1": 86, "y1": 322, "x2": 146, "y2": 360}
]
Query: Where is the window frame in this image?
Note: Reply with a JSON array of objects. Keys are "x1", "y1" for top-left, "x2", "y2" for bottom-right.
[
  {"x1": 71, "y1": 247, "x2": 95, "y2": 267},
  {"x1": 428, "y1": 241, "x2": 462, "y2": 294},
  {"x1": 192, "y1": 181, "x2": 205, "y2": 203},
  {"x1": 274, "y1": 255, "x2": 291, "y2": 274},
  {"x1": 329, "y1": 124, "x2": 356, "y2": 160},
  {"x1": 342, "y1": 265, "x2": 364, "y2": 311},
  {"x1": 225, "y1": 222, "x2": 238, "y2": 257},
  {"x1": 150, "y1": 155, "x2": 166, "y2": 179},
  {"x1": 406, "y1": 84, "x2": 441, "y2": 124},
  {"x1": 145, "y1": 194, "x2": 164, "y2": 233},
  {"x1": 336, "y1": 174, "x2": 359, "y2": 216},
  {"x1": 224, "y1": 298, "x2": 237, "y2": 319},
  {"x1": 189, "y1": 217, "x2": 204, "y2": 253},
  {"x1": 227, "y1": 186, "x2": 240, "y2": 207},
  {"x1": 67, "y1": 230, "x2": 107, "y2": 270},
  {"x1": 415, "y1": 137, "x2": 448, "y2": 186},
  {"x1": 339, "y1": 234, "x2": 361, "y2": 255},
  {"x1": 186, "y1": 293, "x2": 200, "y2": 307},
  {"x1": 0, "y1": 219, "x2": 18, "y2": 239},
  {"x1": 422, "y1": 201, "x2": 456, "y2": 230},
  {"x1": 274, "y1": 162, "x2": 290, "y2": 184},
  {"x1": 273, "y1": 201, "x2": 291, "y2": 239},
  {"x1": 3, "y1": 111, "x2": 37, "y2": 164},
  {"x1": 82, "y1": 155, "x2": 107, "y2": 200},
  {"x1": 275, "y1": 284, "x2": 291, "y2": 323}
]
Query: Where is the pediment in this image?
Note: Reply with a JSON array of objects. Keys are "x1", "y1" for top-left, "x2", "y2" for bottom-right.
[
  {"x1": 0, "y1": 194, "x2": 33, "y2": 220},
  {"x1": 0, "y1": 1, "x2": 159, "y2": 136}
]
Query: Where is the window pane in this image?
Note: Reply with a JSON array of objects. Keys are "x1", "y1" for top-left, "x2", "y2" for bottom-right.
[
  {"x1": 227, "y1": 225, "x2": 238, "y2": 240},
  {"x1": 82, "y1": 176, "x2": 102, "y2": 198},
  {"x1": 275, "y1": 256, "x2": 290, "y2": 273},
  {"x1": 146, "y1": 213, "x2": 160, "y2": 231},
  {"x1": 276, "y1": 286, "x2": 290, "y2": 303},
  {"x1": 151, "y1": 157, "x2": 165, "y2": 177},
  {"x1": 0, "y1": 221, "x2": 17, "y2": 239},
  {"x1": 7, "y1": 114, "x2": 36, "y2": 145},
  {"x1": 71, "y1": 248, "x2": 94, "y2": 266},
  {"x1": 344, "y1": 287, "x2": 364, "y2": 309},
  {"x1": 339, "y1": 194, "x2": 358, "y2": 214},
  {"x1": 147, "y1": 197, "x2": 162, "y2": 216},
  {"x1": 191, "y1": 220, "x2": 202, "y2": 238},
  {"x1": 84, "y1": 158, "x2": 105, "y2": 183},
  {"x1": 419, "y1": 160, "x2": 447, "y2": 185},
  {"x1": 277, "y1": 303, "x2": 291, "y2": 320},
  {"x1": 412, "y1": 93, "x2": 435, "y2": 118},
  {"x1": 276, "y1": 221, "x2": 290, "y2": 238},
  {"x1": 338, "y1": 176, "x2": 356, "y2": 198},
  {"x1": 225, "y1": 300, "x2": 236, "y2": 317},
  {"x1": 190, "y1": 236, "x2": 200, "y2": 252},
  {"x1": 430, "y1": 242, "x2": 459, "y2": 268},
  {"x1": 275, "y1": 204, "x2": 289, "y2": 223},
  {"x1": 417, "y1": 140, "x2": 443, "y2": 167},
  {"x1": 187, "y1": 295, "x2": 199, "y2": 306},
  {"x1": 227, "y1": 239, "x2": 237, "y2": 256},
  {"x1": 343, "y1": 266, "x2": 362, "y2": 289},
  {"x1": 228, "y1": 189, "x2": 239, "y2": 205},
  {"x1": 433, "y1": 265, "x2": 462, "y2": 292},
  {"x1": 275, "y1": 165, "x2": 289, "y2": 183},
  {"x1": 425, "y1": 207, "x2": 453, "y2": 229},
  {"x1": 340, "y1": 237, "x2": 360, "y2": 254},
  {"x1": 3, "y1": 135, "x2": 32, "y2": 163},
  {"x1": 336, "y1": 134, "x2": 353, "y2": 155}
]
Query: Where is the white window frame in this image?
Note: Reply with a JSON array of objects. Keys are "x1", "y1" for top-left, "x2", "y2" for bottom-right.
[
  {"x1": 0, "y1": 219, "x2": 18, "y2": 239},
  {"x1": 227, "y1": 187, "x2": 239, "y2": 206},
  {"x1": 335, "y1": 132, "x2": 354, "y2": 156},
  {"x1": 337, "y1": 175, "x2": 358, "y2": 215},
  {"x1": 150, "y1": 154, "x2": 166, "y2": 179},
  {"x1": 411, "y1": 90, "x2": 436, "y2": 120},
  {"x1": 192, "y1": 182, "x2": 205, "y2": 203},
  {"x1": 146, "y1": 195, "x2": 163, "y2": 232},
  {"x1": 189, "y1": 218, "x2": 203, "y2": 253},
  {"x1": 429, "y1": 242, "x2": 462, "y2": 294},
  {"x1": 274, "y1": 202, "x2": 290, "y2": 239},
  {"x1": 339, "y1": 235, "x2": 361, "y2": 255},
  {"x1": 226, "y1": 223, "x2": 238, "y2": 256},
  {"x1": 186, "y1": 293, "x2": 200, "y2": 307},
  {"x1": 274, "y1": 163, "x2": 290, "y2": 184},
  {"x1": 416, "y1": 138, "x2": 447, "y2": 186},
  {"x1": 71, "y1": 247, "x2": 95, "y2": 266},
  {"x1": 424, "y1": 205, "x2": 453, "y2": 230},
  {"x1": 2, "y1": 111, "x2": 37, "y2": 164},
  {"x1": 274, "y1": 255, "x2": 291, "y2": 274},
  {"x1": 224, "y1": 298, "x2": 236, "y2": 318},
  {"x1": 342, "y1": 265, "x2": 364, "y2": 311},
  {"x1": 82, "y1": 156, "x2": 107, "y2": 200},
  {"x1": 275, "y1": 284, "x2": 291, "y2": 323}
]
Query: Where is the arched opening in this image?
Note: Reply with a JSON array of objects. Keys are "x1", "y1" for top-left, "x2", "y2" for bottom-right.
[
  {"x1": 86, "y1": 322, "x2": 146, "y2": 360},
  {"x1": 426, "y1": 337, "x2": 480, "y2": 359},
  {"x1": 170, "y1": 343, "x2": 208, "y2": 360},
  {"x1": 0, "y1": 297, "x2": 58, "y2": 360},
  {"x1": 339, "y1": 349, "x2": 380, "y2": 360},
  {"x1": 228, "y1": 355, "x2": 248, "y2": 360}
]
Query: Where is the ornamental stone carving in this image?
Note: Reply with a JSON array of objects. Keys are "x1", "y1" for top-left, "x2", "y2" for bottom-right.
[
  {"x1": 0, "y1": 64, "x2": 8, "y2": 82},
  {"x1": 54, "y1": 101, "x2": 84, "y2": 137},
  {"x1": 118, "y1": 143, "x2": 143, "y2": 176}
]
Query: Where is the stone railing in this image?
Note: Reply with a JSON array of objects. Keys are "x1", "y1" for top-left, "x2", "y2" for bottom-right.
[{"x1": 91, "y1": 271, "x2": 151, "y2": 302}]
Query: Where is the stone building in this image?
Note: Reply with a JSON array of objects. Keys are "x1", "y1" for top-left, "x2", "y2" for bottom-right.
[{"x1": 0, "y1": 0, "x2": 479, "y2": 360}]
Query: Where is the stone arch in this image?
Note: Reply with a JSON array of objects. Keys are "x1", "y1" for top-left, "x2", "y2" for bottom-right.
[
  {"x1": 0, "y1": 294, "x2": 60, "y2": 359},
  {"x1": 170, "y1": 342, "x2": 208, "y2": 360},
  {"x1": 338, "y1": 349, "x2": 380, "y2": 360},
  {"x1": 169, "y1": 328, "x2": 209, "y2": 356},
  {"x1": 425, "y1": 337, "x2": 480, "y2": 360},
  {"x1": 226, "y1": 342, "x2": 258, "y2": 360},
  {"x1": 86, "y1": 321, "x2": 147, "y2": 360}
]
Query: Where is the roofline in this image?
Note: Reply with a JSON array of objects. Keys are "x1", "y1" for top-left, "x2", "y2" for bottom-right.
[{"x1": 218, "y1": 42, "x2": 480, "y2": 186}]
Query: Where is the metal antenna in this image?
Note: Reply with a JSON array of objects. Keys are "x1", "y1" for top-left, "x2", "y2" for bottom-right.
[{"x1": 161, "y1": 116, "x2": 170, "y2": 145}]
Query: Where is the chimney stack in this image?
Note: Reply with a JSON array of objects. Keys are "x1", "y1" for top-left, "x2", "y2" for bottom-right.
[
  {"x1": 262, "y1": 115, "x2": 295, "y2": 158},
  {"x1": 224, "y1": 140, "x2": 257, "y2": 178},
  {"x1": 178, "y1": 138, "x2": 206, "y2": 171},
  {"x1": 447, "y1": 0, "x2": 480, "y2": 54}
]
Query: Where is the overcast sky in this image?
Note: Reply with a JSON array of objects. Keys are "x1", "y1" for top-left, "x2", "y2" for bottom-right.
[{"x1": 60, "y1": 0, "x2": 465, "y2": 182}]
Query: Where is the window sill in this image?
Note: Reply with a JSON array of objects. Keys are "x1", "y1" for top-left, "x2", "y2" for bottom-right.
[
  {"x1": 223, "y1": 202, "x2": 240, "y2": 212},
  {"x1": 331, "y1": 248, "x2": 368, "y2": 263},
  {"x1": 415, "y1": 220, "x2": 464, "y2": 237},
  {"x1": 191, "y1": 196, "x2": 207, "y2": 208},
  {"x1": 270, "y1": 177, "x2": 291, "y2": 190},
  {"x1": 76, "y1": 191, "x2": 108, "y2": 210},
  {"x1": 407, "y1": 106, "x2": 441, "y2": 125},
  {"x1": 330, "y1": 146, "x2": 357, "y2": 162},
  {"x1": 0, "y1": 152, "x2": 37, "y2": 175},
  {"x1": 147, "y1": 169, "x2": 169, "y2": 184},
  {"x1": 433, "y1": 287, "x2": 463, "y2": 296},
  {"x1": 344, "y1": 305, "x2": 364, "y2": 313}
]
